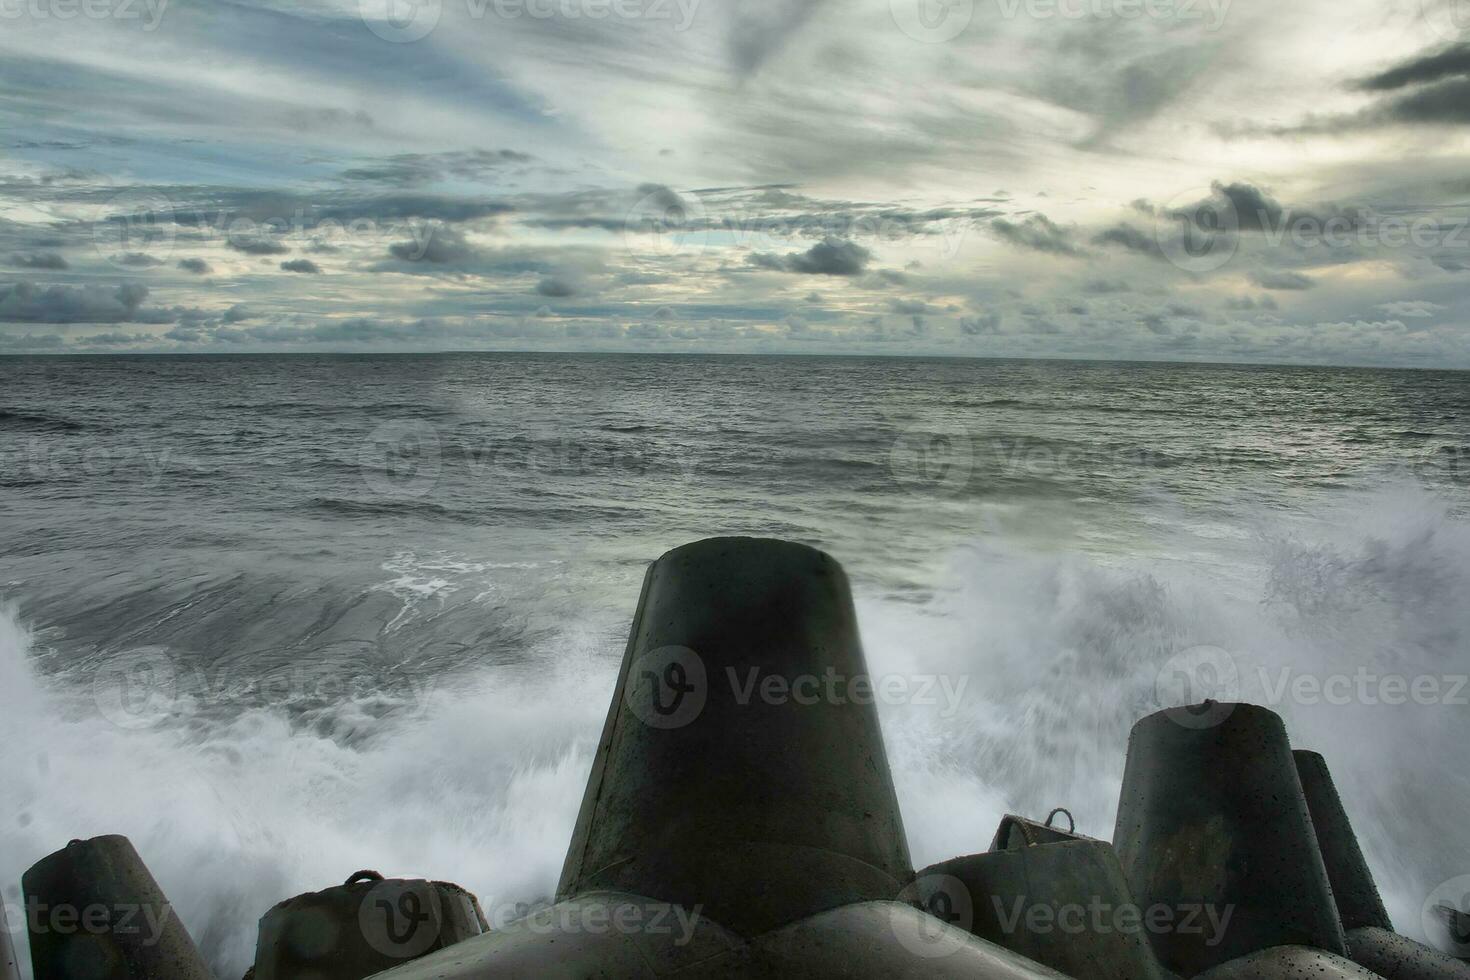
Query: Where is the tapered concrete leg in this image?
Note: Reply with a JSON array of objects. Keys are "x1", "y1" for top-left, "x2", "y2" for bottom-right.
[
  {"x1": 1113, "y1": 704, "x2": 1346, "y2": 977},
  {"x1": 557, "y1": 538, "x2": 912, "y2": 937},
  {"x1": 22, "y1": 834, "x2": 214, "y2": 980},
  {"x1": 1294, "y1": 751, "x2": 1393, "y2": 932}
]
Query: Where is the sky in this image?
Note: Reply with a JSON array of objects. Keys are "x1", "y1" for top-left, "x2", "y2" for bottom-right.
[{"x1": 3, "y1": 0, "x2": 1470, "y2": 365}]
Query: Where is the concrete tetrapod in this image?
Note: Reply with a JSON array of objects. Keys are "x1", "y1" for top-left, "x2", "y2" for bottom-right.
[
  {"x1": 22, "y1": 834, "x2": 214, "y2": 980},
  {"x1": 1113, "y1": 704, "x2": 1360, "y2": 978},
  {"x1": 251, "y1": 870, "x2": 487, "y2": 979},
  {"x1": 1295, "y1": 751, "x2": 1470, "y2": 980},
  {"x1": 369, "y1": 538, "x2": 1067, "y2": 979},
  {"x1": 919, "y1": 815, "x2": 1168, "y2": 980}
]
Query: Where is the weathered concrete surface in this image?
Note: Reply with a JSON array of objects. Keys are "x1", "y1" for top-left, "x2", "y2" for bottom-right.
[
  {"x1": 1113, "y1": 704, "x2": 1346, "y2": 977},
  {"x1": 366, "y1": 896, "x2": 1073, "y2": 979},
  {"x1": 22, "y1": 834, "x2": 214, "y2": 980},
  {"x1": 557, "y1": 538, "x2": 912, "y2": 938},
  {"x1": 251, "y1": 871, "x2": 486, "y2": 979},
  {"x1": 1345, "y1": 927, "x2": 1470, "y2": 980},
  {"x1": 1294, "y1": 751, "x2": 1393, "y2": 932},
  {"x1": 1195, "y1": 944, "x2": 1384, "y2": 980},
  {"x1": 922, "y1": 837, "x2": 1167, "y2": 980}
]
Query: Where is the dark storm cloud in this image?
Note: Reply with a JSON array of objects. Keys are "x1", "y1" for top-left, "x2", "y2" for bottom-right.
[
  {"x1": 1359, "y1": 43, "x2": 1470, "y2": 91},
  {"x1": 748, "y1": 238, "x2": 872, "y2": 276},
  {"x1": 280, "y1": 259, "x2": 322, "y2": 274},
  {"x1": 178, "y1": 258, "x2": 212, "y2": 274},
  {"x1": 535, "y1": 275, "x2": 580, "y2": 297},
  {"x1": 990, "y1": 215, "x2": 1084, "y2": 257},
  {"x1": 1364, "y1": 78, "x2": 1470, "y2": 126},
  {"x1": 0, "y1": 281, "x2": 151, "y2": 323},
  {"x1": 387, "y1": 225, "x2": 481, "y2": 264},
  {"x1": 1251, "y1": 270, "x2": 1316, "y2": 290},
  {"x1": 1212, "y1": 182, "x2": 1287, "y2": 232},
  {"x1": 10, "y1": 252, "x2": 69, "y2": 270}
]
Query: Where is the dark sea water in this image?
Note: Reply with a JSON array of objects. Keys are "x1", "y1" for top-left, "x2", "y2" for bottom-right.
[{"x1": 1, "y1": 353, "x2": 1468, "y2": 974}]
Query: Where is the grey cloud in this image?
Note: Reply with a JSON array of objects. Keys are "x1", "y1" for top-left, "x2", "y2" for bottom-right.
[
  {"x1": 229, "y1": 237, "x2": 290, "y2": 256},
  {"x1": 991, "y1": 215, "x2": 1084, "y2": 257},
  {"x1": 10, "y1": 252, "x2": 69, "y2": 270},
  {"x1": 748, "y1": 238, "x2": 872, "y2": 276},
  {"x1": 341, "y1": 150, "x2": 533, "y2": 187},
  {"x1": 114, "y1": 253, "x2": 163, "y2": 268},
  {"x1": 0, "y1": 281, "x2": 151, "y2": 323},
  {"x1": 727, "y1": 0, "x2": 830, "y2": 76},
  {"x1": 1365, "y1": 77, "x2": 1470, "y2": 126},
  {"x1": 1359, "y1": 43, "x2": 1470, "y2": 92},
  {"x1": 1092, "y1": 223, "x2": 1163, "y2": 259},
  {"x1": 388, "y1": 225, "x2": 481, "y2": 264},
  {"x1": 178, "y1": 258, "x2": 212, "y2": 274},
  {"x1": 281, "y1": 259, "x2": 322, "y2": 274},
  {"x1": 536, "y1": 275, "x2": 580, "y2": 297},
  {"x1": 960, "y1": 312, "x2": 1002, "y2": 336}
]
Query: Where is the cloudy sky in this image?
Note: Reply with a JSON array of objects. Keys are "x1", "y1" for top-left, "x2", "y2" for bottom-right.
[{"x1": 3, "y1": 0, "x2": 1470, "y2": 365}]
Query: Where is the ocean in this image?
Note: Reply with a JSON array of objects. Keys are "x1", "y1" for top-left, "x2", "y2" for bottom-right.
[{"x1": 1, "y1": 352, "x2": 1467, "y2": 975}]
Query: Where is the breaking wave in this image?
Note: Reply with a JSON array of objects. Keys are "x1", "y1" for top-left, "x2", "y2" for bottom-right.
[{"x1": 1, "y1": 486, "x2": 1467, "y2": 976}]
